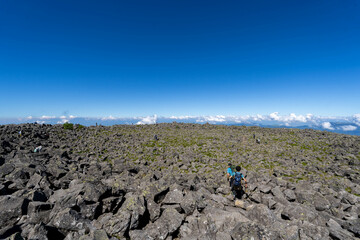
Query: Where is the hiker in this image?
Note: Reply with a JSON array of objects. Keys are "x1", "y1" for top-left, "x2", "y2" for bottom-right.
[
  {"x1": 226, "y1": 163, "x2": 234, "y2": 187},
  {"x1": 34, "y1": 146, "x2": 42, "y2": 153},
  {"x1": 231, "y1": 166, "x2": 248, "y2": 200}
]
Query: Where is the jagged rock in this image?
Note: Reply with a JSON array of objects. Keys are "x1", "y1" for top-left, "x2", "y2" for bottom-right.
[
  {"x1": 79, "y1": 202, "x2": 101, "y2": 220},
  {"x1": 0, "y1": 163, "x2": 15, "y2": 178},
  {"x1": 101, "y1": 196, "x2": 123, "y2": 214},
  {"x1": 247, "y1": 204, "x2": 277, "y2": 226},
  {"x1": 231, "y1": 222, "x2": 278, "y2": 240},
  {"x1": 26, "y1": 173, "x2": 42, "y2": 188},
  {"x1": 143, "y1": 208, "x2": 184, "y2": 239},
  {"x1": 341, "y1": 219, "x2": 360, "y2": 237},
  {"x1": 281, "y1": 204, "x2": 317, "y2": 222},
  {"x1": 278, "y1": 224, "x2": 300, "y2": 240},
  {"x1": 327, "y1": 219, "x2": 355, "y2": 240},
  {"x1": 295, "y1": 187, "x2": 316, "y2": 204},
  {"x1": 27, "y1": 223, "x2": 49, "y2": 240},
  {"x1": 147, "y1": 198, "x2": 161, "y2": 222},
  {"x1": 0, "y1": 195, "x2": 27, "y2": 236},
  {"x1": 27, "y1": 201, "x2": 52, "y2": 224},
  {"x1": 283, "y1": 189, "x2": 296, "y2": 202},
  {"x1": 249, "y1": 192, "x2": 261, "y2": 203},
  {"x1": 180, "y1": 191, "x2": 197, "y2": 216},
  {"x1": 259, "y1": 184, "x2": 272, "y2": 194},
  {"x1": 313, "y1": 192, "x2": 331, "y2": 211},
  {"x1": 298, "y1": 221, "x2": 329, "y2": 239},
  {"x1": 341, "y1": 192, "x2": 359, "y2": 205},
  {"x1": 120, "y1": 193, "x2": 146, "y2": 230},
  {"x1": 180, "y1": 206, "x2": 249, "y2": 238},
  {"x1": 50, "y1": 208, "x2": 90, "y2": 232},
  {"x1": 82, "y1": 181, "x2": 109, "y2": 202},
  {"x1": 75, "y1": 229, "x2": 109, "y2": 240},
  {"x1": 162, "y1": 187, "x2": 184, "y2": 204}
]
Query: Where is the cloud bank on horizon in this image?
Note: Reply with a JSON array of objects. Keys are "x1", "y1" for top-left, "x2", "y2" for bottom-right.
[{"x1": 1, "y1": 113, "x2": 360, "y2": 135}]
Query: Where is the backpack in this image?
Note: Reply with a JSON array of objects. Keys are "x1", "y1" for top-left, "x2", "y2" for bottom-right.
[{"x1": 233, "y1": 172, "x2": 243, "y2": 190}]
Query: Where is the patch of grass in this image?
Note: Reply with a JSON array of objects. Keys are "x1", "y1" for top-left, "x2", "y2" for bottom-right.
[
  {"x1": 63, "y1": 122, "x2": 74, "y2": 130},
  {"x1": 76, "y1": 124, "x2": 85, "y2": 130}
]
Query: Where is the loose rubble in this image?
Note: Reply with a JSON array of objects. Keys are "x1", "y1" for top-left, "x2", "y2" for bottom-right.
[{"x1": 0, "y1": 123, "x2": 359, "y2": 239}]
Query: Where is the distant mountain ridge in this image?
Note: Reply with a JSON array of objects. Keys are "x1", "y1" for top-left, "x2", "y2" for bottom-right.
[{"x1": 1, "y1": 113, "x2": 359, "y2": 135}]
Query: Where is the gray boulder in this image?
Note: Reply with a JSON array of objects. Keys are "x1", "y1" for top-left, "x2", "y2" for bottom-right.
[
  {"x1": 0, "y1": 195, "x2": 27, "y2": 235},
  {"x1": 327, "y1": 218, "x2": 354, "y2": 240},
  {"x1": 144, "y1": 208, "x2": 184, "y2": 239},
  {"x1": 50, "y1": 208, "x2": 90, "y2": 232}
]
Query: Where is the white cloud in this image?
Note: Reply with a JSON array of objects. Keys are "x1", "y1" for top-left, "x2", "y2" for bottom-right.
[
  {"x1": 200, "y1": 115, "x2": 226, "y2": 123},
  {"x1": 102, "y1": 115, "x2": 116, "y2": 120},
  {"x1": 57, "y1": 119, "x2": 69, "y2": 124},
  {"x1": 40, "y1": 115, "x2": 56, "y2": 119},
  {"x1": 268, "y1": 113, "x2": 309, "y2": 123},
  {"x1": 36, "y1": 121, "x2": 45, "y2": 124},
  {"x1": 353, "y1": 114, "x2": 360, "y2": 126},
  {"x1": 60, "y1": 115, "x2": 76, "y2": 119},
  {"x1": 27, "y1": 116, "x2": 33, "y2": 119},
  {"x1": 340, "y1": 125, "x2": 357, "y2": 131},
  {"x1": 322, "y1": 122, "x2": 334, "y2": 130},
  {"x1": 169, "y1": 116, "x2": 195, "y2": 120},
  {"x1": 253, "y1": 114, "x2": 265, "y2": 121},
  {"x1": 136, "y1": 115, "x2": 157, "y2": 125},
  {"x1": 269, "y1": 112, "x2": 280, "y2": 121}
]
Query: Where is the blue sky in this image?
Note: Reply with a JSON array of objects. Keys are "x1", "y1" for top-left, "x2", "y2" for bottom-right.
[{"x1": 1, "y1": 0, "x2": 359, "y2": 118}]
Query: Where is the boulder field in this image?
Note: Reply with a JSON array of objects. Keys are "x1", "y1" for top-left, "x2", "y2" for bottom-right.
[{"x1": 0, "y1": 123, "x2": 359, "y2": 240}]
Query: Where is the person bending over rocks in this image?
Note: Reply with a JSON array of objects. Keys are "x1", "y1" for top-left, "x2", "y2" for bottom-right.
[{"x1": 231, "y1": 166, "x2": 247, "y2": 200}]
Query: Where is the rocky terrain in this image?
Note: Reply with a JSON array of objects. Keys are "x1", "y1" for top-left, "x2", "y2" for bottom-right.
[{"x1": 0, "y1": 122, "x2": 359, "y2": 240}]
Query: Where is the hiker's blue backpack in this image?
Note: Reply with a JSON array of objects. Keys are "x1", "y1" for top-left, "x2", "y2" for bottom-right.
[{"x1": 233, "y1": 172, "x2": 243, "y2": 190}]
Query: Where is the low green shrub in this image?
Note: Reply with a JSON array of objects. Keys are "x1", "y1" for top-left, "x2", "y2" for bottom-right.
[{"x1": 63, "y1": 122, "x2": 74, "y2": 130}]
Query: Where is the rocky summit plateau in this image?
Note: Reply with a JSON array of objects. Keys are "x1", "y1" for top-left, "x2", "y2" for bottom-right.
[{"x1": 0, "y1": 123, "x2": 359, "y2": 240}]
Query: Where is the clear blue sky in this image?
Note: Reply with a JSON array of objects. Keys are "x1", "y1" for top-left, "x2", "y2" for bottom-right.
[{"x1": 1, "y1": 0, "x2": 359, "y2": 118}]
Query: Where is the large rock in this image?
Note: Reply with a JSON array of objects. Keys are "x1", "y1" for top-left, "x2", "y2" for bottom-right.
[
  {"x1": 27, "y1": 202, "x2": 52, "y2": 224},
  {"x1": 144, "y1": 208, "x2": 184, "y2": 239},
  {"x1": 283, "y1": 189, "x2": 296, "y2": 202},
  {"x1": 180, "y1": 191, "x2": 197, "y2": 216},
  {"x1": 0, "y1": 195, "x2": 27, "y2": 236},
  {"x1": 298, "y1": 221, "x2": 329, "y2": 239},
  {"x1": 27, "y1": 223, "x2": 49, "y2": 240},
  {"x1": 82, "y1": 181, "x2": 109, "y2": 203},
  {"x1": 327, "y1": 218, "x2": 354, "y2": 240},
  {"x1": 50, "y1": 208, "x2": 89, "y2": 232},
  {"x1": 180, "y1": 206, "x2": 249, "y2": 238},
  {"x1": 281, "y1": 204, "x2": 317, "y2": 222},
  {"x1": 247, "y1": 204, "x2": 277, "y2": 226},
  {"x1": 96, "y1": 211, "x2": 131, "y2": 237},
  {"x1": 162, "y1": 186, "x2": 184, "y2": 205},
  {"x1": 230, "y1": 222, "x2": 279, "y2": 240},
  {"x1": 147, "y1": 198, "x2": 161, "y2": 222}
]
